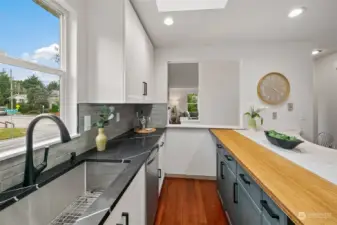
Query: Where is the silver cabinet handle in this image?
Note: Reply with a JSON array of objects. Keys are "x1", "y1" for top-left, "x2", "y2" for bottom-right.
[{"x1": 143, "y1": 82, "x2": 147, "y2": 96}]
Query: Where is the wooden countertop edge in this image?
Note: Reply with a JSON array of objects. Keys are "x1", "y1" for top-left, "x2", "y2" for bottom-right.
[{"x1": 210, "y1": 129, "x2": 337, "y2": 225}]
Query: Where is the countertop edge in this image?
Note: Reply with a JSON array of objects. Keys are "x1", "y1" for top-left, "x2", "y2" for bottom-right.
[{"x1": 78, "y1": 131, "x2": 166, "y2": 225}]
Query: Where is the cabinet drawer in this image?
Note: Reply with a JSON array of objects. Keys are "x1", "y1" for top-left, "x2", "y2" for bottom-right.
[
  {"x1": 222, "y1": 150, "x2": 236, "y2": 174},
  {"x1": 261, "y1": 192, "x2": 287, "y2": 225},
  {"x1": 238, "y1": 182, "x2": 261, "y2": 225},
  {"x1": 237, "y1": 164, "x2": 262, "y2": 209},
  {"x1": 215, "y1": 141, "x2": 236, "y2": 176}
]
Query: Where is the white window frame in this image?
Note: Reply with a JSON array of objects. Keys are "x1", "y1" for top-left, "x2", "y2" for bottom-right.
[{"x1": 0, "y1": 0, "x2": 76, "y2": 158}]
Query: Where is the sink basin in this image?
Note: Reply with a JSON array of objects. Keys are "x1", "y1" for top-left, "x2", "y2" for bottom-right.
[{"x1": 0, "y1": 161, "x2": 128, "y2": 225}]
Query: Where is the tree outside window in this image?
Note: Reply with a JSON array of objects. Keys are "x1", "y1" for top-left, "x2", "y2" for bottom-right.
[
  {"x1": 0, "y1": 0, "x2": 64, "y2": 150},
  {"x1": 187, "y1": 93, "x2": 199, "y2": 119}
]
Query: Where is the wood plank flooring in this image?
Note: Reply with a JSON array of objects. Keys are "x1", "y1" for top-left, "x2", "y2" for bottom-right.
[{"x1": 155, "y1": 178, "x2": 229, "y2": 225}]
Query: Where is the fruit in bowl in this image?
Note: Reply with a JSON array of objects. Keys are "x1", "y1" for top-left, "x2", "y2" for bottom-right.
[{"x1": 264, "y1": 130, "x2": 303, "y2": 149}]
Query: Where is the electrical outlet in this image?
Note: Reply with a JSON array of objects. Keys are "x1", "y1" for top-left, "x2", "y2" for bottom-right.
[
  {"x1": 288, "y1": 103, "x2": 293, "y2": 111},
  {"x1": 272, "y1": 112, "x2": 277, "y2": 120},
  {"x1": 84, "y1": 115, "x2": 91, "y2": 131},
  {"x1": 116, "y1": 112, "x2": 120, "y2": 122}
]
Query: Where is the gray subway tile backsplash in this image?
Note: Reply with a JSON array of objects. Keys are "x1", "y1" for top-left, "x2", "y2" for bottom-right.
[{"x1": 0, "y1": 103, "x2": 167, "y2": 192}]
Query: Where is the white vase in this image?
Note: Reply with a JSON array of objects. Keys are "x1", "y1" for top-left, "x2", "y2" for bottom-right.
[{"x1": 96, "y1": 128, "x2": 107, "y2": 151}]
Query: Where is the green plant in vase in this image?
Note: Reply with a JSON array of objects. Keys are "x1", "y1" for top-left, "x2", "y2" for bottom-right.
[
  {"x1": 244, "y1": 106, "x2": 266, "y2": 130},
  {"x1": 93, "y1": 105, "x2": 114, "y2": 151}
]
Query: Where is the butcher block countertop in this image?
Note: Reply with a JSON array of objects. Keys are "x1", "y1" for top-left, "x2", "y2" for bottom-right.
[{"x1": 210, "y1": 129, "x2": 337, "y2": 225}]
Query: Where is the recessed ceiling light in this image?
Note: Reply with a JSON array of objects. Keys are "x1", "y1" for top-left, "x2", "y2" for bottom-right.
[
  {"x1": 312, "y1": 50, "x2": 323, "y2": 55},
  {"x1": 164, "y1": 17, "x2": 174, "y2": 26},
  {"x1": 288, "y1": 7, "x2": 306, "y2": 18}
]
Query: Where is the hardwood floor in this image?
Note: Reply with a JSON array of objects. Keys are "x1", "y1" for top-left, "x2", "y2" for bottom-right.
[{"x1": 155, "y1": 178, "x2": 229, "y2": 225}]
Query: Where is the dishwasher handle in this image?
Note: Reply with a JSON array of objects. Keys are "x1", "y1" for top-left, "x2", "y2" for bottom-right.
[{"x1": 147, "y1": 145, "x2": 159, "y2": 165}]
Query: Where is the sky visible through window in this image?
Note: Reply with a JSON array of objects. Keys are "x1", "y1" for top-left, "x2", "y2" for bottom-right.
[
  {"x1": 0, "y1": 0, "x2": 61, "y2": 148},
  {"x1": 0, "y1": 0, "x2": 60, "y2": 82}
]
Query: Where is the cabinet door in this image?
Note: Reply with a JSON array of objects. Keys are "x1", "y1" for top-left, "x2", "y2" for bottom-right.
[
  {"x1": 86, "y1": 0, "x2": 125, "y2": 103},
  {"x1": 104, "y1": 196, "x2": 124, "y2": 225},
  {"x1": 124, "y1": 0, "x2": 154, "y2": 103},
  {"x1": 105, "y1": 165, "x2": 146, "y2": 225},
  {"x1": 216, "y1": 151, "x2": 222, "y2": 192},
  {"x1": 237, "y1": 182, "x2": 261, "y2": 225},
  {"x1": 225, "y1": 168, "x2": 238, "y2": 225},
  {"x1": 262, "y1": 192, "x2": 287, "y2": 225},
  {"x1": 216, "y1": 152, "x2": 226, "y2": 210},
  {"x1": 262, "y1": 214, "x2": 272, "y2": 225}
]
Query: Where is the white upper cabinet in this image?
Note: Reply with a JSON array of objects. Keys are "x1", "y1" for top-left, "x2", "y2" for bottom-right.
[
  {"x1": 86, "y1": 0, "x2": 154, "y2": 103},
  {"x1": 125, "y1": 0, "x2": 154, "y2": 103}
]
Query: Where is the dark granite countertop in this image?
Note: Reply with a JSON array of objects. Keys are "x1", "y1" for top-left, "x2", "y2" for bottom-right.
[{"x1": 0, "y1": 128, "x2": 166, "y2": 225}]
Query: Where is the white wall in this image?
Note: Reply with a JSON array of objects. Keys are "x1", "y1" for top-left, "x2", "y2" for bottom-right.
[
  {"x1": 154, "y1": 41, "x2": 315, "y2": 140},
  {"x1": 314, "y1": 53, "x2": 337, "y2": 140},
  {"x1": 164, "y1": 128, "x2": 217, "y2": 177},
  {"x1": 199, "y1": 61, "x2": 240, "y2": 126},
  {"x1": 168, "y1": 63, "x2": 198, "y2": 88}
]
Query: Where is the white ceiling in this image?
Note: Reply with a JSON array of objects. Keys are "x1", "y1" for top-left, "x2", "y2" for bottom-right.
[{"x1": 131, "y1": 0, "x2": 337, "y2": 54}]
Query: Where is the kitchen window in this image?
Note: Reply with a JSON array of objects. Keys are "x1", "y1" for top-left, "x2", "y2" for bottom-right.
[
  {"x1": 187, "y1": 93, "x2": 199, "y2": 120},
  {"x1": 0, "y1": 0, "x2": 68, "y2": 153}
]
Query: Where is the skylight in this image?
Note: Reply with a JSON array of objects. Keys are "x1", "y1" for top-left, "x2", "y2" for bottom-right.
[{"x1": 156, "y1": 0, "x2": 229, "y2": 12}]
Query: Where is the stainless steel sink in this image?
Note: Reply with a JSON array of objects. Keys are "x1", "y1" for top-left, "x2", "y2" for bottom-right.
[{"x1": 0, "y1": 161, "x2": 128, "y2": 225}]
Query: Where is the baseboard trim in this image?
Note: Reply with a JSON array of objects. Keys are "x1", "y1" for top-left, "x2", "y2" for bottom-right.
[{"x1": 166, "y1": 174, "x2": 216, "y2": 181}]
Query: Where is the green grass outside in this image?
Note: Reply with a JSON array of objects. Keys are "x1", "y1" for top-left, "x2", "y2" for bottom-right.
[{"x1": 0, "y1": 128, "x2": 27, "y2": 140}]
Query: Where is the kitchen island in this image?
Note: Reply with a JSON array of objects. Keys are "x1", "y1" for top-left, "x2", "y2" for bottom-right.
[{"x1": 211, "y1": 129, "x2": 337, "y2": 225}]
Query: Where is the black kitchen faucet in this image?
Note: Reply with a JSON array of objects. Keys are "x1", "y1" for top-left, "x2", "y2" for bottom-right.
[{"x1": 23, "y1": 114, "x2": 71, "y2": 187}]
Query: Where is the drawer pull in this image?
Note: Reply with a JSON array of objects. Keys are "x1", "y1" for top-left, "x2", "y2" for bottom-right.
[
  {"x1": 233, "y1": 182, "x2": 238, "y2": 204},
  {"x1": 217, "y1": 144, "x2": 223, "y2": 148},
  {"x1": 220, "y1": 161, "x2": 225, "y2": 179},
  {"x1": 261, "y1": 200, "x2": 280, "y2": 220},
  {"x1": 239, "y1": 174, "x2": 251, "y2": 185},
  {"x1": 122, "y1": 212, "x2": 129, "y2": 225},
  {"x1": 225, "y1": 155, "x2": 233, "y2": 161}
]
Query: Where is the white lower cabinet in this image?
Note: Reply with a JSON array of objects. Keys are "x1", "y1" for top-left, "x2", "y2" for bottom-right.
[
  {"x1": 158, "y1": 133, "x2": 166, "y2": 195},
  {"x1": 165, "y1": 129, "x2": 216, "y2": 177},
  {"x1": 104, "y1": 165, "x2": 146, "y2": 225}
]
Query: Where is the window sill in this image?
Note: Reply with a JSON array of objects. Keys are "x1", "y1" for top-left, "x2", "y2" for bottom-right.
[{"x1": 0, "y1": 133, "x2": 80, "y2": 162}]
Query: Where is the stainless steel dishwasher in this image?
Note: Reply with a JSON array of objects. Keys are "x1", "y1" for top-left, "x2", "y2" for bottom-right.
[{"x1": 146, "y1": 144, "x2": 160, "y2": 225}]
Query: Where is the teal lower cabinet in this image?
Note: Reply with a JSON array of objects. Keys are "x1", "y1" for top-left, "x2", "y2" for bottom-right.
[
  {"x1": 237, "y1": 180, "x2": 262, "y2": 225},
  {"x1": 225, "y1": 168, "x2": 238, "y2": 225},
  {"x1": 216, "y1": 150, "x2": 227, "y2": 210},
  {"x1": 262, "y1": 214, "x2": 272, "y2": 225},
  {"x1": 261, "y1": 192, "x2": 288, "y2": 225},
  {"x1": 215, "y1": 143, "x2": 292, "y2": 225}
]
